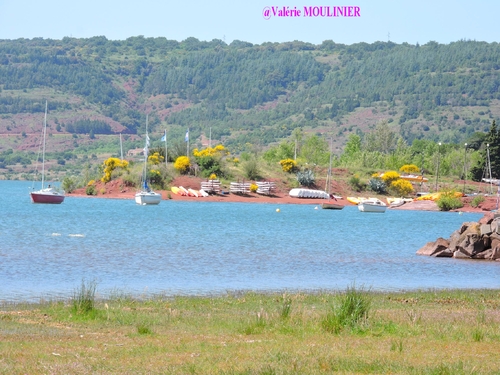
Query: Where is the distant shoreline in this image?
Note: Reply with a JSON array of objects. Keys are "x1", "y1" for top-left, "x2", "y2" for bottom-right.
[{"x1": 66, "y1": 189, "x2": 493, "y2": 214}]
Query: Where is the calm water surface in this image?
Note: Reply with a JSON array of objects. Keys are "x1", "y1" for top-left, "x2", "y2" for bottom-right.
[{"x1": 1, "y1": 180, "x2": 499, "y2": 302}]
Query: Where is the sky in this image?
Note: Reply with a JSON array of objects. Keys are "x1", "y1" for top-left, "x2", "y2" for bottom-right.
[{"x1": 0, "y1": 0, "x2": 498, "y2": 46}]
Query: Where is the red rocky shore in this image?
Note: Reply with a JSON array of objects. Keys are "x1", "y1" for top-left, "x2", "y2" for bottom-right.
[
  {"x1": 417, "y1": 211, "x2": 500, "y2": 261},
  {"x1": 67, "y1": 177, "x2": 499, "y2": 212}
]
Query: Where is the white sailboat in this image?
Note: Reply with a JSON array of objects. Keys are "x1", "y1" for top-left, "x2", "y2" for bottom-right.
[
  {"x1": 30, "y1": 101, "x2": 65, "y2": 204},
  {"x1": 135, "y1": 115, "x2": 162, "y2": 205}
]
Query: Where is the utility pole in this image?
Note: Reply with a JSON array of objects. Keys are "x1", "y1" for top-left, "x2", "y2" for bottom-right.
[{"x1": 434, "y1": 142, "x2": 441, "y2": 191}]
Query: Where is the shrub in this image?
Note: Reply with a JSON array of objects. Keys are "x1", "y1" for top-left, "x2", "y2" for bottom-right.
[
  {"x1": 381, "y1": 170, "x2": 400, "y2": 184},
  {"x1": 296, "y1": 169, "x2": 315, "y2": 187},
  {"x1": 399, "y1": 164, "x2": 420, "y2": 173},
  {"x1": 174, "y1": 156, "x2": 191, "y2": 174},
  {"x1": 137, "y1": 324, "x2": 153, "y2": 335},
  {"x1": 368, "y1": 177, "x2": 386, "y2": 194},
  {"x1": 322, "y1": 285, "x2": 371, "y2": 334},
  {"x1": 471, "y1": 195, "x2": 485, "y2": 208},
  {"x1": 390, "y1": 179, "x2": 414, "y2": 196},
  {"x1": 193, "y1": 144, "x2": 227, "y2": 158},
  {"x1": 348, "y1": 174, "x2": 364, "y2": 192},
  {"x1": 193, "y1": 145, "x2": 228, "y2": 177},
  {"x1": 122, "y1": 174, "x2": 137, "y2": 187},
  {"x1": 148, "y1": 169, "x2": 162, "y2": 185},
  {"x1": 436, "y1": 191, "x2": 464, "y2": 211},
  {"x1": 280, "y1": 294, "x2": 292, "y2": 320},
  {"x1": 85, "y1": 185, "x2": 97, "y2": 196},
  {"x1": 279, "y1": 158, "x2": 297, "y2": 173},
  {"x1": 62, "y1": 176, "x2": 77, "y2": 193},
  {"x1": 243, "y1": 159, "x2": 260, "y2": 180},
  {"x1": 249, "y1": 183, "x2": 258, "y2": 193},
  {"x1": 197, "y1": 155, "x2": 226, "y2": 178},
  {"x1": 347, "y1": 174, "x2": 363, "y2": 191},
  {"x1": 101, "y1": 157, "x2": 129, "y2": 183},
  {"x1": 72, "y1": 280, "x2": 97, "y2": 315},
  {"x1": 148, "y1": 152, "x2": 164, "y2": 165}
]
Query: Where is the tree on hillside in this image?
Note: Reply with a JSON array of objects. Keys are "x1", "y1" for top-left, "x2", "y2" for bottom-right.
[
  {"x1": 291, "y1": 127, "x2": 303, "y2": 160},
  {"x1": 299, "y1": 135, "x2": 329, "y2": 166},
  {"x1": 364, "y1": 120, "x2": 398, "y2": 154},
  {"x1": 470, "y1": 120, "x2": 500, "y2": 181},
  {"x1": 339, "y1": 134, "x2": 361, "y2": 167}
]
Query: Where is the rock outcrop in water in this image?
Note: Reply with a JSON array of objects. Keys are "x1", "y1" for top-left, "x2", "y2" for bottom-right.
[{"x1": 417, "y1": 212, "x2": 500, "y2": 260}]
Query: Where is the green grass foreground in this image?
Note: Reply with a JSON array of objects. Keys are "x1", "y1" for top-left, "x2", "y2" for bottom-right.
[{"x1": 1, "y1": 289, "x2": 500, "y2": 374}]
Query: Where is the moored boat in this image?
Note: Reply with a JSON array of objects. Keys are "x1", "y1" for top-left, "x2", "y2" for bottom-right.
[
  {"x1": 30, "y1": 101, "x2": 65, "y2": 204},
  {"x1": 135, "y1": 115, "x2": 161, "y2": 205},
  {"x1": 358, "y1": 198, "x2": 387, "y2": 213},
  {"x1": 321, "y1": 138, "x2": 344, "y2": 210},
  {"x1": 135, "y1": 190, "x2": 162, "y2": 205}
]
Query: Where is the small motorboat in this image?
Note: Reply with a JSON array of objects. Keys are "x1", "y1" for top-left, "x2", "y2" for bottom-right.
[{"x1": 358, "y1": 198, "x2": 387, "y2": 213}]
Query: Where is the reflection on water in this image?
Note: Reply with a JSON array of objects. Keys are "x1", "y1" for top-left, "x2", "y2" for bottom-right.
[{"x1": 0, "y1": 180, "x2": 499, "y2": 302}]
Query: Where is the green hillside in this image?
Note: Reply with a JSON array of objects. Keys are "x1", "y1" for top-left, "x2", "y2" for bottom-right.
[
  {"x1": 1, "y1": 36, "x2": 500, "y2": 190},
  {"x1": 1, "y1": 37, "x2": 500, "y2": 150}
]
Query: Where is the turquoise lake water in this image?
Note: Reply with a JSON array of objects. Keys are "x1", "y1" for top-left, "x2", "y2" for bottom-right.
[{"x1": 1, "y1": 180, "x2": 499, "y2": 302}]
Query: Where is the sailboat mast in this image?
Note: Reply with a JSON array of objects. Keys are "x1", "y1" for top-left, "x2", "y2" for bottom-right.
[
  {"x1": 487, "y1": 144, "x2": 493, "y2": 195},
  {"x1": 41, "y1": 101, "x2": 48, "y2": 189},
  {"x1": 144, "y1": 115, "x2": 149, "y2": 185},
  {"x1": 325, "y1": 138, "x2": 333, "y2": 195}
]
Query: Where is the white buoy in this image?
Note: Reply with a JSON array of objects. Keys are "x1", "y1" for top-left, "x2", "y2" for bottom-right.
[
  {"x1": 315, "y1": 206, "x2": 318, "y2": 210},
  {"x1": 276, "y1": 208, "x2": 280, "y2": 212}
]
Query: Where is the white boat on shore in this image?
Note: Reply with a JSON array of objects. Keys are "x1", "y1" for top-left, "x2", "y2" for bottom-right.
[
  {"x1": 358, "y1": 198, "x2": 387, "y2": 213},
  {"x1": 289, "y1": 188, "x2": 329, "y2": 199}
]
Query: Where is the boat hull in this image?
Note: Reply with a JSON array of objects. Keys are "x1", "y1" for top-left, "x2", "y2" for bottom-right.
[
  {"x1": 358, "y1": 199, "x2": 387, "y2": 213},
  {"x1": 321, "y1": 202, "x2": 344, "y2": 210},
  {"x1": 135, "y1": 191, "x2": 162, "y2": 205},
  {"x1": 30, "y1": 189, "x2": 65, "y2": 204},
  {"x1": 289, "y1": 188, "x2": 329, "y2": 199}
]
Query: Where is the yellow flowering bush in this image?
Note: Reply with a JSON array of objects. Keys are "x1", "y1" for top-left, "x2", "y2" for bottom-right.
[
  {"x1": 279, "y1": 158, "x2": 297, "y2": 173},
  {"x1": 101, "y1": 157, "x2": 129, "y2": 183},
  {"x1": 390, "y1": 179, "x2": 414, "y2": 197},
  {"x1": 209, "y1": 173, "x2": 217, "y2": 180},
  {"x1": 249, "y1": 183, "x2": 258, "y2": 193},
  {"x1": 148, "y1": 169, "x2": 162, "y2": 184},
  {"x1": 87, "y1": 179, "x2": 95, "y2": 186},
  {"x1": 193, "y1": 144, "x2": 228, "y2": 157},
  {"x1": 231, "y1": 157, "x2": 240, "y2": 166},
  {"x1": 148, "y1": 152, "x2": 164, "y2": 165},
  {"x1": 399, "y1": 164, "x2": 420, "y2": 174},
  {"x1": 193, "y1": 144, "x2": 228, "y2": 178},
  {"x1": 381, "y1": 170, "x2": 400, "y2": 184},
  {"x1": 174, "y1": 156, "x2": 191, "y2": 174}
]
